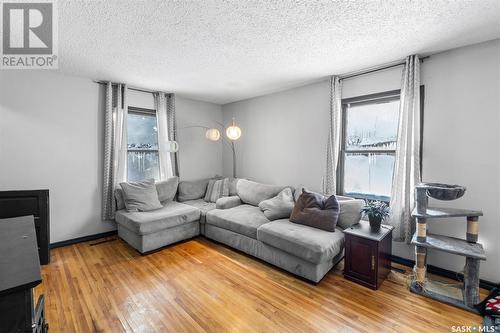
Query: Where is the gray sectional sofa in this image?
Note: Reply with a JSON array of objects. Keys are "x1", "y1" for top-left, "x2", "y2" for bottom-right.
[{"x1": 114, "y1": 178, "x2": 363, "y2": 283}]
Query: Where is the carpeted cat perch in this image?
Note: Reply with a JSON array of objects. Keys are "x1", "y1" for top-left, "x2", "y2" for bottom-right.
[{"x1": 408, "y1": 183, "x2": 486, "y2": 314}]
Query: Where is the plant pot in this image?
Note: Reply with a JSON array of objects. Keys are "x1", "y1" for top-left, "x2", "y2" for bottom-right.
[{"x1": 368, "y1": 216, "x2": 382, "y2": 231}]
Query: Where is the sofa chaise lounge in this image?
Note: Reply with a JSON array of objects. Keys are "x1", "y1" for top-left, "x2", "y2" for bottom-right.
[{"x1": 114, "y1": 178, "x2": 363, "y2": 283}]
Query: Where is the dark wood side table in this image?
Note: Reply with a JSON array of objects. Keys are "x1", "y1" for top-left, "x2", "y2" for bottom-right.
[{"x1": 344, "y1": 220, "x2": 393, "y2": 290}]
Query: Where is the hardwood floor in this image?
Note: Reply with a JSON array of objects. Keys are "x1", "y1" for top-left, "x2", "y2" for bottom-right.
[{"x1": 35, "y1": 236, "x2": 482, "y2": 333}]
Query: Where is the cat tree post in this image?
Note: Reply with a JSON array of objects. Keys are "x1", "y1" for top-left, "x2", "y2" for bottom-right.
[
  {"x1": 415, "y1": 186, "x2": 428, "y2": 214},
  {"x1": 415, "y1": 246, "x2": 427, "y2": 284},
  {"x1": 464, "y1": 214, "x2": 480, "y2": 307},
  {"x1": 464, "y1": 257, "x2": 480, "y2": 307},
  {"x1": 466, "y1": 216, "x2": 479, "y2": 243},
  {"x1": 414, "y1": 185, "x2": 428, "y2": 283},
  {"x1": 415, "y1": 186, "x2": 428, "y2": 243}
]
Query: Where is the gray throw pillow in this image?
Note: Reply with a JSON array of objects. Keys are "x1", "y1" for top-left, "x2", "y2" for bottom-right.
[
  {"x1": 114, "y1": 188, "x2": 126, "y2": 210},
  {"x1": 204, "y1": 178, "x2": 229, "y2": 202},
  {"x1": 156, "y1": 176, "x2": 179, "y2": 203},
  {"x1": 258, "y1": 188, "x2": 295, "y2": 220},
  {"x1": 120, "y1": 179, "x2": 163, "y2": 212},
  {"x1": 337, "y1": 199, "x2": 363, "y2": 230},
  {"x1": 290, "y1": 189, "x2": 340, "y2": 232},
  {"x1": 177, "y1": 178, "x2": 210, "y2": 202}
]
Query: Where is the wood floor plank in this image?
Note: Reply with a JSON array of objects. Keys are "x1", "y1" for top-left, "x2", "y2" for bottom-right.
[{"x1": 35, "y1": 237, "x2": 482, "y2": 332}]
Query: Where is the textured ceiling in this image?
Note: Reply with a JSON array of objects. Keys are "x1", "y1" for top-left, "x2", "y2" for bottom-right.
[{"x1": 58, "y1": 0, "x2": 500, "y2": 104}]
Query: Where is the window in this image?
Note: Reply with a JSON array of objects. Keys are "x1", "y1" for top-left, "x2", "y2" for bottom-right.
[
  {"x1": 127, "y1": 107, "x2": 160, "y2": 181},
  {"x1": 338, "y1": 90, "x2": 400, "y2": 202}
]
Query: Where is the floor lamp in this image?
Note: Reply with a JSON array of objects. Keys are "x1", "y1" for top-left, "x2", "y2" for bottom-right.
[{"x1": 184, "y1": 118, "x2": 242, "y2": 178}]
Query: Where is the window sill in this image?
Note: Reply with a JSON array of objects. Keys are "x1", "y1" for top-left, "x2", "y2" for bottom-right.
[{"x1": 343, "y1": 192, "x2": 390, "y2": 203}]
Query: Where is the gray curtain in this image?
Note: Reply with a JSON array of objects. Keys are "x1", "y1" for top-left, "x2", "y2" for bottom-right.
[
  {"x1": 389, "y1": 55, "x2": 422, "y2": 242},
  {"x1": 102, "y1": 83, "x2": 128, "y2": 220},
  {"x1": 324, "y1": 76, "x2": 342, "y2": 195},
  {"x1": 154, "y1": 92, "x2": 179, "y2": 178}
]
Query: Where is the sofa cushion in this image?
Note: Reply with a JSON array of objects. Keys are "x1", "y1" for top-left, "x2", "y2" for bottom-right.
[
  {"x1": 337, "y1": 198, "x2": 363, "y2": 230},
  {"x1": 178, "y1": 178, "x2": 210, "y2": 202},
  {"x1": 258, "y1": 188, "x2": 295, "y2": 220},
  {"x1": 204, "y1": 178, "x2": 229, "y2": 202},
  {"x1": 290, "y1": 189, "x2": 340, "y2": 232},
  {"x1": 206, "y1": 204, "x2": 270, "y2": 239},
  {"x1": 182, "y1": 199, "x2": 216, "y2": 223},
  {"x1": 293, "y1": 186, "x2": 353, "y2": 202},
  {"x1": 156, "y1": 176, "x2": 179, "y2": 203},
  {"x1": 115, "y1": 201, "x2": 200, "y2": 235},
  {"x1": 120, "y1": 179, "x2": 163, "y2": 212},
  {"x1": 236, "y1": 179, "x2": 288, "y2": 206},
  {"x1": 115, "y1": 188, "x2": 126, "y2": 210},
  {"x1": 257, "y1": 219, "x2": 345, "y2": 264}
]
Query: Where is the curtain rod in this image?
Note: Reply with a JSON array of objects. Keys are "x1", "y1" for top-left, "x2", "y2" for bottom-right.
[
  {"x1": 94, "y1": 55, "x2": 429, "y2": 92},
  {"x1": 93, "y1": 80, "x2": 159, "y2": 94},
  {"x1": 339, "y1": 56, "x2": 429, "y2": 81}
]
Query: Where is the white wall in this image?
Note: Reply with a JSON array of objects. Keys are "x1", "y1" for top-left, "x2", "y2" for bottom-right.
[
  {"x1": 417, "y1": 39, "x2": 500, "y2": 282},
  {"x1": 222, "y1": 39, "x2": 500, "y2": 282},
  {"x1": 0, "y1": 71, "x2": 223, "y2": 243},
  {"x1": 0, "y1": 71, "x2": 115, "y2": 243},
  {"x1": 222, "y1": 79, "x2": 331, "y2": 189}
]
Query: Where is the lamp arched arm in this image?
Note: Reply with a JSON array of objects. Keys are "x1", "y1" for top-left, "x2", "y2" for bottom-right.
[{"x1": 180, "y1": 125, "x2": 234, "y2": 148}]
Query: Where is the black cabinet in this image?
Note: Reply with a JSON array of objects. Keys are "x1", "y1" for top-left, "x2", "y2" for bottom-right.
[
  {"x1": 0, "y1": 190, "x2": 50, "y2": 264},
  {"x1": 0, "y1": 216, "x2": 48, "y2": 332},
  {"x1": 344, "y1": 221, "x2": 393, "y2": 290}
]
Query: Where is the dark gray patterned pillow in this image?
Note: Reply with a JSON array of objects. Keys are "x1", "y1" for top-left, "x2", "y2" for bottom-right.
[
  {"x1": 290, "y1": 189, "x2": 340, "y2": 232},
  {"x1": 204, "y1": 178, "x2": 229, "y2": 202}
]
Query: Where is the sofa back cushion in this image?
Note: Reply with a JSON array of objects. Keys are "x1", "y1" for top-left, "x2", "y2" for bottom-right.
[
  {"x1": 228, "y1": 178, "x2": 240, "y2": 196},
  {"x1": 115, "y1": 188, "x2": 126, "y2": 210},
  {"x1": 236, "y1": 179, "x2": 288, "y2": 206},
  {"x1": 156, "y1": 176, "x2": 179, "y2": 203},
  {"x1": 119, "y1": 179, "x2": 163, "y2": 212},
  {"x1": 290, "y1": 189, "x2": 340, "y2": 232},
  {"x1": 177, "y1": 178, "x2": 210, "y2": 202},
  {"x1": 258, "y1": 188, "x2": 295, "y2": 220}
]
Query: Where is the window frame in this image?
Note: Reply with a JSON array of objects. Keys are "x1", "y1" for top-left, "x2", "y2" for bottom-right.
[
  {"x1": 337, "y1": 86, "x2": 425, "y2": 202},
  {"x1": 336, "y1": 89, "x2": 401, "y2": 202},
  {"x1": 126, "y1": 106, "x2": 160, "y2": 181}
]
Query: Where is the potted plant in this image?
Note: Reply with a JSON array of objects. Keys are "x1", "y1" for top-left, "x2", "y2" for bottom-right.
[{"x1": 361, "y1": 200, "x2": 390, "y2": 231}]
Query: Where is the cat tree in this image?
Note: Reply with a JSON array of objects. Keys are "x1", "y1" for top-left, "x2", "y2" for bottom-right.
[{"x1": 409, "y1": 183, "x2": 485, "y2": 313}]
